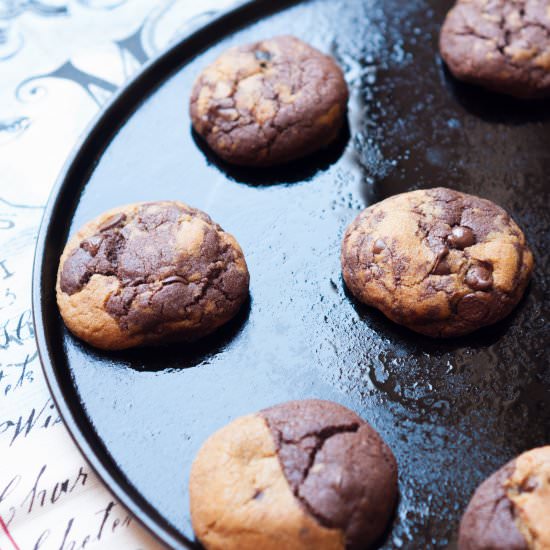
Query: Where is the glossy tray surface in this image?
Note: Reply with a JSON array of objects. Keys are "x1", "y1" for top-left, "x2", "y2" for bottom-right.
[{"x1": 34, "y1": 0, "x2": 550, "y2": 548}]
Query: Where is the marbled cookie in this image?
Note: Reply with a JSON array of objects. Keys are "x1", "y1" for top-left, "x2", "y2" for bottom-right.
[
  {"x1": 190, "y1": 35, "x2": 349, "y2": 166},
  {"x1": 459, "y1": 446, "x2": 550, "y2": 549},
  {"x1": 440, "y1": 0, "x2": 550, "y2": 98},
  {"x1": 341, "y1": 188, "x2": 534, "y2": 337},
  {"x1": 57, "y1": 201, "x2": 249, "y2": 350},
  {"x1": 189, "y1": 399, "x2": 398, "y2": 550}
]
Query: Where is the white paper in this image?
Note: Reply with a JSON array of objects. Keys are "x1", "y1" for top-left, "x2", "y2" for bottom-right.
[{"x1": 0, "y1": 1, "x2": 234, "y2": 547}]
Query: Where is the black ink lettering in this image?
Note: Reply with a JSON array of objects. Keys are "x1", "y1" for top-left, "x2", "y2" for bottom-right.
[
  {"x1": 13, "y1": 351, "x2": 37, "y2": 393},
  {"x1": 59, "y1": 518, "x2": 75, "y2": 550},
  {"x1": 0, "y1": 398, "x2": 55, "y2": 446},
  {"x1": 15, "y1": 309, "x2": 33, "y2": 341},
  {"x1": 0, "y1": 474, "x2": 20, "y2": 504},
  {"x1": 0, "y1": 310, "x2": 34, "y2": 350},
  {"x1": 22, "y1": 464, "x2": 47, "y2": 513},
  {"x1": 96, "y1": 501, "x2": 116, "y2": 541},
  {"x1": 9, "y1": 408, "x2": 39, "y2": 445},
  {"x1": 121, "y1": 515, "x2": 131, "y2": 528},
  {"x1": 0, "y1": 287, "x2": 16, "y2": 308},
  {"x1": 51, "y1": 480, "x2": 69, "y2": 504},
  {"x1": 0, "y1": 418, "x2": 15, "y2": 435},
  {"x1": 42, "y1": 402, "x2": 57, "y2": 429},
  {"x1": 69, "y1": 467, "x2": 88, "y2": 492},
  {"x1": 0, "y1": 259, "x2": 13, "y2": 279},
  {"x1": 4, "y1": 506, "x2": 16, "y2": 526},
  {"x1": 34, "y1": 529, "x2": 50, "y2": 550}
]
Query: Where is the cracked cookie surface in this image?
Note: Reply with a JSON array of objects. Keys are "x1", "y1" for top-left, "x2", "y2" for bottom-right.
[
  {"x1": 459, "y1": 446, "x2": 550, "y2": 550},
  {"x1": 439, "y1": 0, "x2": 550, "y2": 98},
  {"x1": 56, "y1": 201, "x2": 249, "y2": 350},
  {"x1": 190, "y1": 35, "x2": 349, "y2": 166},
  {"x1": 189, "y1": 400, "x2": 397, "y2": 550},
  {"x1": 341, "y1": 188, "x2": 534, "y2": 338}
]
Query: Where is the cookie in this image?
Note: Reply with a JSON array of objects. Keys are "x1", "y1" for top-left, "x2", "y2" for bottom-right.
[
  {"x1": 56, "y1": 201, "x2": 249, "y2": 350},
  {"x1": 189, "y1": 399, "x2": 398, "y2": 550},
  {"x1": 190, "y1": 35, "x2": 349, "y2": 166},
  {"x1": 341, "y1": 187, "x2": 534, "y2": 338},
  {"x1": 459, "y1": 446, "x2": 550, "y2": 550},
  {"x1": 439, "y1": 0, "x2": 550, "y2": 98}
]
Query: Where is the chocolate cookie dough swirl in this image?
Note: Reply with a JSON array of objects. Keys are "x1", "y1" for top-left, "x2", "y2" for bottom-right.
[
  {"x1": 190, "y1": 35, "x2": 349, "y2": 166},
  {"x1": 56, "y1": 201, "x2": 249, "y2": 350},
  {"x1": 440, "y1": 0, "x2": 550, "y2": 98},
  {"x1": 341, "y1": 188, "x2": 534, "y2": 338},
  {"x1": 189, "y1": 399, "x2": 398, "y2": 550},
  {"x1": 459, "y1": 446, "x2": 550, "y2": 550}
]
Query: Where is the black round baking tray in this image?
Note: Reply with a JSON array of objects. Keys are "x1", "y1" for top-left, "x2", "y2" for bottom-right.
[{"x1": 33, "y1": 0, "x2": 550, "y2": 548}]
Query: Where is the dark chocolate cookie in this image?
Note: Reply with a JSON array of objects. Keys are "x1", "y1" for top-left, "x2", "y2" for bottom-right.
[
  {"x1": 440, "y1": 0, "x2": 550, "y2": 98},
  {"x1": 189, "y1": 399, "x2": 398, "y2": 550},
  {"x1": 341, "y1": 188, "x2": 534, "y2": 338},
  {"x1": 190, "y1": 35, "x2": 349, "y2": 166},
  {"x1": 56, "y1": 201, "x2": 249, "y2": 350},
  {"x1": 459, "y1": 446, "x2": 550, "y2": 549}
]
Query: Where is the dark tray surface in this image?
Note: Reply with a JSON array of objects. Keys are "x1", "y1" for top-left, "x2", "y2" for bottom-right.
[{"x1": 34, "y1": 0, "x2": 550, "y2": 548}]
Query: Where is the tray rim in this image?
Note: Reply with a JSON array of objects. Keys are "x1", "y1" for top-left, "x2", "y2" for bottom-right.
[{"x1": 31, "y1": 1, "x2": 303, "y2": 548}]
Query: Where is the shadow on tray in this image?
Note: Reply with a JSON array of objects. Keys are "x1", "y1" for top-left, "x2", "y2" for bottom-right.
[
  {"x1": 441, "y1": 64, "x2": 550, "y2": 126},
  {"x1": 343, "y1": 279, "x2": 533, "y2": 355},
  {"x1": 191, "y1": 118, "x2": 351, "y2": 186},
  {"x1": 78, "y1": 296, "x2": 251, "y2": 372}
]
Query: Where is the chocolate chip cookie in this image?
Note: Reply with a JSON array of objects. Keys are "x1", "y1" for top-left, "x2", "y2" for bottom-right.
[
  {"x1": 190, "y1": 35, "x2": 349, "y2": 166},
  {"x1": 56, "y1": 201, "x2": 249, "y2": 350},
  {"x1": 189, "y1": 399, "x2": 398, "y2": 550},
  {"x1": 341, "y1": 188, "x2": 534, "y2": 338},
  {"x1": 459, "y1": 446, "x2": 550, "y2": 550},
  {"x1": 440, "y1": 0, "x2": 550, "y2": 98}
]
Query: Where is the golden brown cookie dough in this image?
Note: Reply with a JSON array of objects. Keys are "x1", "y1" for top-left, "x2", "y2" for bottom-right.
[
  {"x1": 341, "y1": 188, "x2": 534, "y2": 338},
  {"x1": 190, "y1": 35, "x2": 349, "y2": 166},
  {"x1": 189, "y1": 400, "x2": 398, "y2": 550},
  {"x1": 459, "y1": 446, "x2": 550, "y2": 550},
  {"x1": 440, "y1": 0, "x2": 550, "y2": 98},
  {"x1": 56, "y1": 201, "x2": 249, "y2": 350}
]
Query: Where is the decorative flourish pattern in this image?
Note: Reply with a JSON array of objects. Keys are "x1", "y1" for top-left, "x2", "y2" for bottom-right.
[
  {"x1": 0, "y1": 116, "x2": 30, "y2": 144},
  {"x1": 0, "y1": 1, "x2": 68, "y2": 60}
]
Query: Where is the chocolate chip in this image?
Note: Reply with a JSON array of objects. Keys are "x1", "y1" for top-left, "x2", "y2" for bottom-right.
[
  {"x1": 430, "y1": 244, "x2": 451, "y2": 275},
  {"x1": 98, "y1": 213, "x2": 127, "y2": 232},
  {"x1": 437, "y1": 245, "x2": 449, "y2": 258},
  {"x1": 80, "y1": 235, "x2": 103, "y2": 256},
  {"x1": 433, "y1": 258, "x2": 451, "y2": 275},
  {"x1": 124, "y1": 277, "x2": 145, "y2": 287},
  {"x1": 372, "y1": 239, "x2": 386, "y2": 254},
  {"x1": 457, "y1": 293, "x2": 489, "y2": 321},
  {"x1": 520, "y1": 476, "x2": 539, "y2": 493},
  {"x1": 162, "y1": 275, "x2": 186, "y2": 285},
  {"x1": 448, "y1": 226, "x2": 475, "y2": 249},
  {"x1": 465, "y1": 265, "x2": 493, "y2": 291}
]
